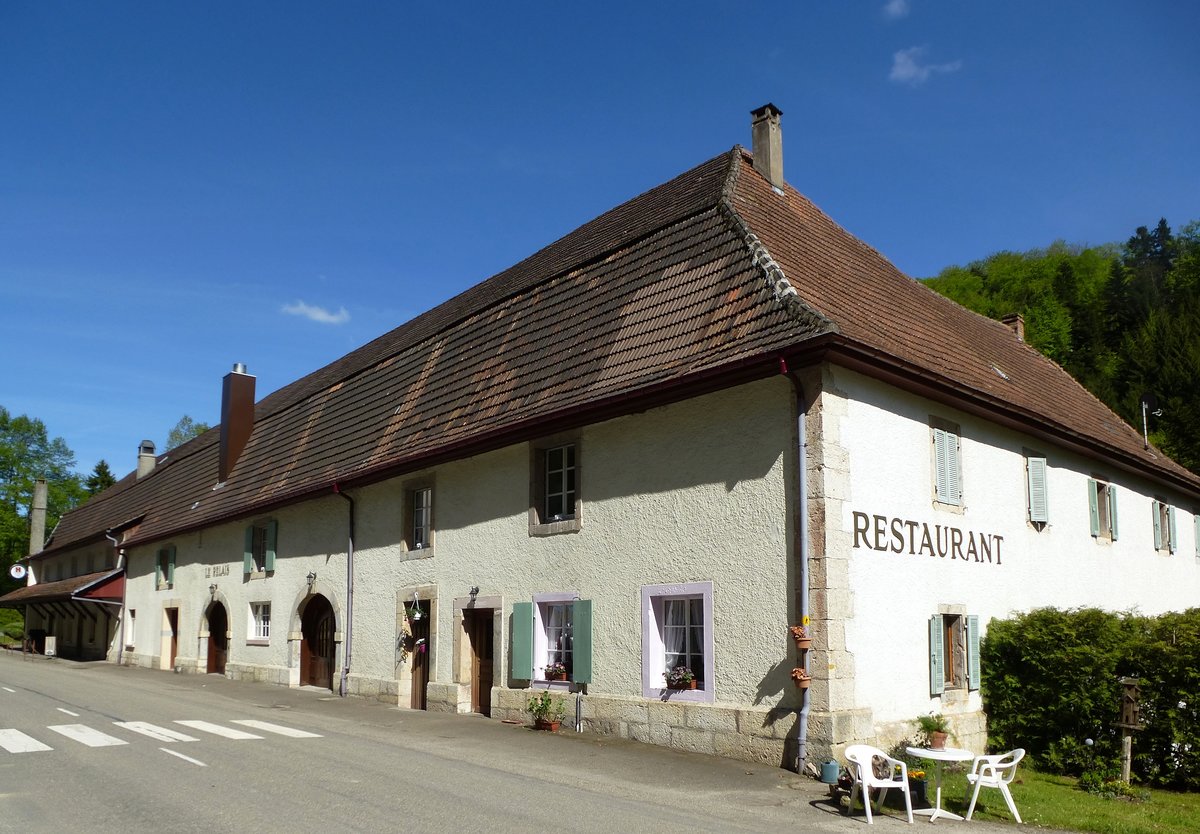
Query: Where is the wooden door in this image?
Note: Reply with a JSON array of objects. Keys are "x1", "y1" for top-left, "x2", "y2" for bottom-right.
[
  {"x1": 301, "y1": 595, "x2": 335, "y2": 689},
  {"x1": 166, "y1": 608, "x2": 179, "y2": 669},
  {"x1": 206, "y1": 603, "x2": 228, "y2": 674},
  {"x1": 466, "y1": 609, "x2": 493, "y2": 716},
  {"x1": 410, "y1": 601, "x2": 430, "y2": 710}
]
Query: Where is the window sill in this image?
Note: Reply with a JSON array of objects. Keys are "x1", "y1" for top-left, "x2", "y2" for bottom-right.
[
  {"x1": 246, "y1": 639, "x2": 269, "y2": 647},
  {"x1": 533, "y1": 679, "x2": 574, "y2": 691},
  {"x1": 648, "y1": 686, "x2": 713, "y2": 704},
  {"x1": 245, "y1": 570, "x2": 272, "y2": 580},
  {"x1": 529, "y1": 517, "x2": 581, "y2": 537},
  {"x1": 404, "y1": 545, "x2": 434, "y2": 559},
  {"x1": 156, "y1": 583, "x2": 173, "y2": 591}
]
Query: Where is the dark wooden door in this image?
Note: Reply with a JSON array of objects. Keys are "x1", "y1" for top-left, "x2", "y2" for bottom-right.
[
  {"x1": 301, "y1": 595, "x2": 335, "y2": 689},
  {"x1": 410, "y1": 601, "x2": 430, "y2": 710},
  {"x1": 466, "y1": 609, "x2": 493, "y2": 716},
  {"x1": 207, "y1": 603, "x2": 228, "y2": 674},
  {"x1": 166, "y1": 608, "x2": 179, "y2": 668}
]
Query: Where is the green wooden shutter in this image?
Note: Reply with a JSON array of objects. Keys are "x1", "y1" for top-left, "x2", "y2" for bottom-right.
[
  {"x1": 1027, "y1": 457, "x2": 1048, "y2": 522},
  {"x1": 571, "y1": 599, "x2": 592, "y2": 684},
  {"x1": 511, "y1": 602, "x2": 533, "y2": 680},
  {"x1": 265, "y1": 520, "x2": 278, "y2": 571},
  {"x1": 1194, "y1": 514, "x2": 1200, "y2": 559},
  {"x1": 1108, "y1": 486, "x2": 1119, "y2": 541},
  {"x1": 949, "y1": 432, "x2": 962, "y2": 505},
  {"x1": 929, "y1": 615, "x2": 944, "y2": 696},
  {"x1": 167, "y1": 545, "x2": 176, "y2": 584},
  {"x1": 967, "y1": 615, "x2": 981, "y2": 691},
  {"x1": 243, "y1": 525, "x2": 254, "y2": 574},
  {"x1": 1153, "y1": 501, "x2": 1163, "y2": 550},
  {"x1": 1087, "y1": 480, "x2": 1100, "y2": 537},
  {"x1": 1168, "y1": 506, "x2": 1177, "y2": 554},
  {"x1": 155, "y1": 550, "x2": 163, "y2": 586},
  {"x1": 933, "y1": 429, "x2": 950, "y2": 503}
]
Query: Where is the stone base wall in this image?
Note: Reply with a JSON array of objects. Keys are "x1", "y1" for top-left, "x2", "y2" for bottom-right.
[
  {"x1": 492, "y1": 688, "x2": 800, "y2": 768},
  {"x1": 225, "y1": 661, "x2": 292, "y2": 687},
  {"x1": 344, "y1": 673, "x2": 401, "y2": 704},
  {"x1": 426, "y1": 681, "x2": 471, "y2": 713}
]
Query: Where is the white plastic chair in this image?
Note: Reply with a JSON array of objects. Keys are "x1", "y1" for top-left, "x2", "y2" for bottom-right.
[
  {"x1": 964, "y1": 748, "x2": 1025, "y2": 823},
  {"x1": 844, "y1": 744, "x2": 913, "y2": 824}
]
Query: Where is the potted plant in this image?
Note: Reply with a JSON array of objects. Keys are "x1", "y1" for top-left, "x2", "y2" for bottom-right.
[
  {"x1": 544, "y1": 661, "x2": 568, "y2": 681},
  {"x1": 789, "y1": 624, "x2": 812, "y2": 651},
  {"x1": 790, "y1": 667, "x2": 811, "y2": 689},
  {"x1": 915, "y1": 712, "x2": 950, "y2": 750},
  {"x1": 526, "y1": 691, "x2": 566, "y2": 731},
  {"x1": 906, "y1": 767, "x2": 928, "y2": 807},
  {"x1": 664, "y1": 665, "x2": 697, "y2": 690}
]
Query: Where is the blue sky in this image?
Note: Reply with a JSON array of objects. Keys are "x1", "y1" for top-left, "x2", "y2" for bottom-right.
[{"x1": 2, "y1": 1, "x2": 1197, "y2": 479}]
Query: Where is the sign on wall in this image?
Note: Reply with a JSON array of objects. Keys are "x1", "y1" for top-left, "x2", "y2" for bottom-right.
[{"x1": 851, "y1": 510, "x2": 1005, "y2": 565}]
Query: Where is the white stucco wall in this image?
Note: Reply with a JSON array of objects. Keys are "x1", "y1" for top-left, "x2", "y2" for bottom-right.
[
  {"x1": 826, "y1": 366, "x2": 1200, "y2": 729},
  {"x1": 119, "y1": 377, "x2": 798, "y2": 710}
]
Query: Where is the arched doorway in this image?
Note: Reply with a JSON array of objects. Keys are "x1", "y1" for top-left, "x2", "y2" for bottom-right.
[
  {"x1": 300, "y1": 594, "x2": 335, "y2": 690},
  {"x1": 206, "y1": 601, "x2": 228, "y2": 674}
]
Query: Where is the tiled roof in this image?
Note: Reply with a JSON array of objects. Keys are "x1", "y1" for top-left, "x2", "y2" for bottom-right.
[
  {"x1": 0, "y1": 570, "x2": 116, "y2": 606},
  {"x1": 40, "y1": 146, "x2": 1200, "y2": 557}
]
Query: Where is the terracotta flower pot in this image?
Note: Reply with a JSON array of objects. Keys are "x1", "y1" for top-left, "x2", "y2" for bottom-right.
[
  {"x1": 793, "y1": 637, "x2": 813, "y2": 651},
  {"x1": 667, "y1": 679, "x2": 698, "y2": 690},
  {"x1": 794, "y1": 676, "x2": 811, "y2": 689},
  {"x1": 929, "y1": 731, "x2": 948, "y2": 750},
  {"x1": 534, "y1": 718, "x2": 561, "y2": 731},
  {"x1": 552, "y1": 672, "x2": 567, "y2": 681}
]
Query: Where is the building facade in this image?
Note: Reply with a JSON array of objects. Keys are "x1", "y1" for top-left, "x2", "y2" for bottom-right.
[{"x1": 7, "y1": 106, "x2": 1199, "y2": 770}]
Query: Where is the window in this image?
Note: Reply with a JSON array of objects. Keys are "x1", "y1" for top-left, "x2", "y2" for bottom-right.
[
  {"x1": 1026, "y1": 454, "x2": 1048, "y2": 524},
  {"x1": 155, "y1": 546, "x2": 175, "y2": 589},
  {"x1": 243, "y1": 520, "x2": 277, "y2": 574},
  {"x1": 641, "y1": 582, "x2": 714, "y2": 702},
  {"x1": 931, "y1": 422, "x2": 962, "y2": 506},
  {"x1": 405, "y1": 485, "x2": 434, "y2": 551},
  {"x1": 250, "y1": 602, "x2": 271, "y2": 643},
  {"x1": 1087, "y1": 478, "x2": 1119, "y2": 541},
  {"x1": 529, "y1": 438, "x2": 581, "y2": 535},
  {"x1": 511, "y1": 594, "x2": 592, "y2": 685},
  {"x1": 929, "y1": 612, "x2": 979, "y2": 695},
  {"x1": 1152, "y1": 501, "x2": 1177, "y2": 554},
  {"x1": 126, "y1": 609, "x2": 136, "y2": 649}
]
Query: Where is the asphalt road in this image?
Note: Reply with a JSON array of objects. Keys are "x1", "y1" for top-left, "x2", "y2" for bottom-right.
[{"x1": 0, "y1": 652, "x2": 1047, "y2": 833}]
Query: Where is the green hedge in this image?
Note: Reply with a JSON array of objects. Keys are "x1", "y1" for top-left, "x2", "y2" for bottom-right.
[{"x1": 981, "y1": 607, "x2": 1200, "y2": 791}]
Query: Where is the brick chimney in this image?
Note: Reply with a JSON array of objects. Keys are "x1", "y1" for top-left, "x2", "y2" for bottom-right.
[
  {"x1": 137, "y1": 440, "x2": 157, "y2": 478},
  {"x1": 219, "y1": 363, "x2": 256, "y2": 483},
  {"x1": 751, "y1": 103, "x2": 784, "y2": 190},
  {"x1": 1001, "y1": 313, "x2": 1025, "y2": 342},
  {"x1": 28, "y1": 478, "x2": 47, "y2": 555}
]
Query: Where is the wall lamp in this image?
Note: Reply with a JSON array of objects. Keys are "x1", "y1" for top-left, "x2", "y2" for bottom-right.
[
  {"x1": 208, "y1": 583, "x2": 217, "y2": 596},
  {"x1": 306, "y1": 570, "x2": 317, "y2": 589},
  {"x1": 469, "y1": 585, "x2": 480, "y2": 598}
]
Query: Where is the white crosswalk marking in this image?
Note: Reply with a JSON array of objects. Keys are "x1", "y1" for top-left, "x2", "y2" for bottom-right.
[
  {"x1": 114, "y1": 721, "x2": 199, "y2": 743},
  {"x1": 47, "y1": 724, "x2": 128, "y2": 747},
  {"x1": 174, "y1": 720, "x2": 262, "y2": 739},
  {"x1": 160, "y1": 747, "x2": 206, "y2": 766},
  {"x1": 231, "y1": 720, "x2": 322, "y2": 738},
  {"x1": 0, "y1": 729, "x2": 53, "y2": 753}
]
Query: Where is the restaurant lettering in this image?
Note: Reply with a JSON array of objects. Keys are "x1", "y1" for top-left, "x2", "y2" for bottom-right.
[{"x1": 851, "y1": 511, "x2": 1004, "y2": 565}]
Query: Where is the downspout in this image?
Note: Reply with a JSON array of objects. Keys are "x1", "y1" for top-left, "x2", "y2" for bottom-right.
[
  {"x1": 106, "y1": 530, "x2": 125, "y2": 666},
  {"x1": 334, "y1": 484, "x2": 355, "y2": 698},
  {"x1": 782, "y1": 359, "x2": 812, "y2": 772}
]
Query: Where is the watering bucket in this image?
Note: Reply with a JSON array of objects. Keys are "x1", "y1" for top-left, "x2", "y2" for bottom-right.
[{"x1": 819, "y1": 760, "x2": 840, "y2": 783}]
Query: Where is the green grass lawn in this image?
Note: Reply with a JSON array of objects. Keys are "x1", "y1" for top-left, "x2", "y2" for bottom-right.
[{"x1": 927, "y1": 767, "x2": 1199, "y2": 834}]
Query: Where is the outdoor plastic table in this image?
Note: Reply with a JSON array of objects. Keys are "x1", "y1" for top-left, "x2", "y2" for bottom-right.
[{"x1": 906, "y1": 746, "x2": 974, "y2": 822}]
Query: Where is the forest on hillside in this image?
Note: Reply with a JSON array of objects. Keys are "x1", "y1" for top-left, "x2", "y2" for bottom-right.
[{"x1": 925, "y1": 218, "x2": 1200, "y2": 475}]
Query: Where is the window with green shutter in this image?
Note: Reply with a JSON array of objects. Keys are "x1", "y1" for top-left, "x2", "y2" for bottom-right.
[
  {"x1": 243, "y1": 520, "x2": 277, "y2": 574},
  {"x1": 931, "y1": 612, "x2": 979, "y2": 694},
  {"x1": 1026, "y1": 455, "x2": 1048, "y2": 524},
  {"x1": 1088, "y1": 478, "x2": 1118, "y2": 541},
  {"x1": 931, "y1": 422, "x2": 962, "y2": 506},
  {"x1": 1153, "y1": 501, "x2": 1178, "y2": 554}
]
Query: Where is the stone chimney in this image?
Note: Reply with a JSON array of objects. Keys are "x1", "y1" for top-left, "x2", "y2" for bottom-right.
[
  {"x1": 219, "y1": 363, "x2": 256, "y2": 483},
  {"x1": 28, "y1": 478, "x2": 47, "y2": 555},
  {"x1": 751, "y1": 103, "x2": 784, "y2": 190},
  {"x1": 1001, "y1": 313, "x2": 1025, "y2": 342},
  {"x1": 137, "y1": 440, "x2": 157, "y2": 478}
]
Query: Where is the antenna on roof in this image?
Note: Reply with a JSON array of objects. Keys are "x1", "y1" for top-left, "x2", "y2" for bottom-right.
[{"x1": 1139, "y1": 394, "x2": 1163, "y2": 450}]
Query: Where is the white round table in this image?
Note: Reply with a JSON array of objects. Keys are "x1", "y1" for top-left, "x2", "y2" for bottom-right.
[{"x1": 906, "y1": 746, "x2": 974, "y2": 821}]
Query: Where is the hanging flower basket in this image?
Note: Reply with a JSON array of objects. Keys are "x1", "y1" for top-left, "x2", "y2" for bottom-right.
[
  {"x1": 789, "y1": 625, "x2": 812, "y2": 651},
  {"x1": 790, "y1": 667, "x2": 811, "y2": 689}
]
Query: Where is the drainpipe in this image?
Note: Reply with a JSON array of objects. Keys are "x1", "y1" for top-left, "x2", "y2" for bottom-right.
[
  {"x1": 782, "y1": 359, "x2": 812, "y2": 772},
  {"x1": 106, "y1": 530, "x2": 125, "y2": 666},
  {"x1": 334, "y1": 484, "x2": 355, "y2": 698}
]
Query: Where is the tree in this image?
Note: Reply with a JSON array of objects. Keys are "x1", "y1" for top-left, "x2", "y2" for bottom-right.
[
  {"x1": 0, "y1": 406, "x2": 86, "y2": 590},
  {"x1": 165, "y1": 415, "x2": 211, "y2": 451},
  {"x1": 85, "y1": 459, "x2": 117, "y2": 495}
]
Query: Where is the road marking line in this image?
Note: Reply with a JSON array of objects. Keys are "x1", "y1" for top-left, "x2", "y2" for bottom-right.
[
  {"x1": 174, "y1": 720, "x2": 262, "y2": 740},
  {"x1": 0, "y1": 729, "x2": 52, "y2": 753},
  {"x1": 231, "y1": 720, "x2": 321, "y2": 738},
  {"x1": 47, "y1": 724, "x2": 128, "y2": 747},
  {"x1": 1, "y1": 687, "x2": 15, "y2": 693},
  {"x1": 114, "y1": 721, "x2": 199, "y2": 743},
  {"x1": 57, "y1": 708, "x2": 79, "y2": 717},
  {"x1": 159, "y1": 747, "x2": 206, "y2": 766}
]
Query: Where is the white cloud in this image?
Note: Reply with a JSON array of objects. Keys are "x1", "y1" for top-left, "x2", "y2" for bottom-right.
[
  {"x1": 281, "y1": 300, "x2": 350, "y2": 325},
  {"x1": 883, "y1": 0, "x2": 910, "y2": 20},
  {"x1": 889, "y1": 46, "x2": 962, "y2": 85}
]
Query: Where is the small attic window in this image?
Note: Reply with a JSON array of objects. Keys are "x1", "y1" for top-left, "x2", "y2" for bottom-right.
[{"x1": 990, "y1": 363, "x2": 1010, "y2": 381}]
